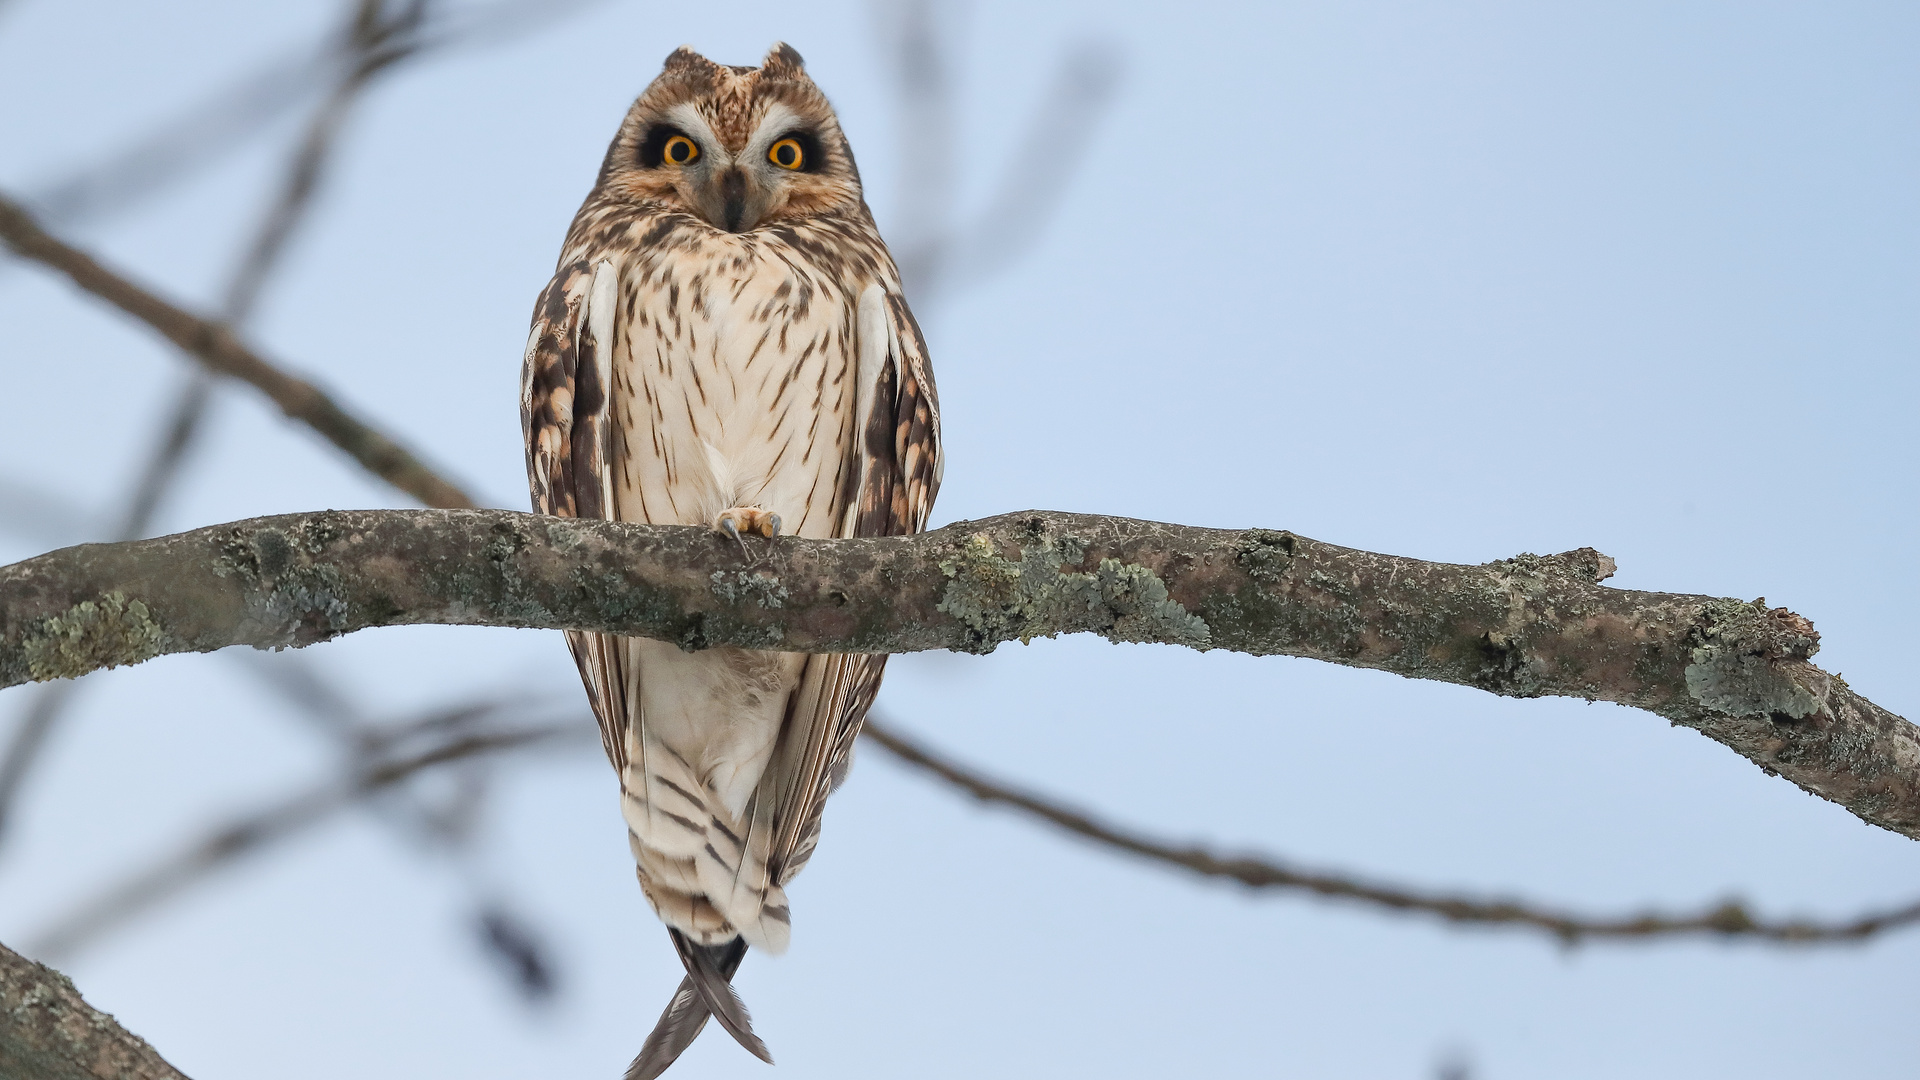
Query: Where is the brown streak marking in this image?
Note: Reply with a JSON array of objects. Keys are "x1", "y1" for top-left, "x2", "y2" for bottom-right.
[{"x1": 709, "y1": 816, "x2": 744, "y2": 846}]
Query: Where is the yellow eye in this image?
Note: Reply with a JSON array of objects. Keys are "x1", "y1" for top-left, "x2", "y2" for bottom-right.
[
  {"x1": 768, "y1": 137, "x2": 804, "y2": 170},
  {"x1": 663, "y1": 135, "x2": 699, "y2": 165}
]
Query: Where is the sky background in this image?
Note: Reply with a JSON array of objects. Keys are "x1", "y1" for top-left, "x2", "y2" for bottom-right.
[{"x1": 1, "y1": 1, "x2": 1917, "y2": 1078}]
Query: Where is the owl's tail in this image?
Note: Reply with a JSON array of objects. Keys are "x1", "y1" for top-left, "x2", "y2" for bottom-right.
[{"x1": 624, "y1": 931, "x2": 769, "y2": 1080}]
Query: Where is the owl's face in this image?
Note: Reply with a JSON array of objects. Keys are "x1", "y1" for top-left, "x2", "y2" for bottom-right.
[{"x1": 597, "y1": 44, "x2": 863, "y2": 233}]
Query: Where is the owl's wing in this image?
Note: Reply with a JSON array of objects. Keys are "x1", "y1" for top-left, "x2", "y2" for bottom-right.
[
  {"x1": 521, "y1": 257, "x2": 628, "y2": 770},
  {"x1": 762, "y1": 283, "x2": 943, "y2": 884}
]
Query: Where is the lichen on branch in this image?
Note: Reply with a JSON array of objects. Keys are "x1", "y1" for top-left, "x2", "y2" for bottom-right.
[{"x1": 1, "y1": 507, "x2": 1917, "y2": 843}]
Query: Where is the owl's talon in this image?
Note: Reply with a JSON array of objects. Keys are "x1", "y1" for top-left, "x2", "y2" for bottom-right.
[
  {"x1": 714, "y1": 506, "x2": 779, "y2": 565},
  {"x1": 717, "y1": 516, "x2": 751, "y2": 562}
]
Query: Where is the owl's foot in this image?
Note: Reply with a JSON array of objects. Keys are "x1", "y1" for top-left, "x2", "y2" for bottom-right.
[{"x1": 713, "y1": 506, "x2": 782, "y2": 565}]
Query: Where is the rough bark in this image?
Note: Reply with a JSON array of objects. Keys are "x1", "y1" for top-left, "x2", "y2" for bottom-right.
[
  {"x1": 1, "y1": 508, "x2": 1914, "y2": 843},
  {"x1": 0, "y1": 941, "x2": 190, "y2": 1080}
]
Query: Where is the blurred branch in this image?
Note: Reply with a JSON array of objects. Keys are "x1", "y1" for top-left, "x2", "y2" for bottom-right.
[
  {"x1": 0, "y1": 0, "x2": 448, "y2": 848},
  {"x1": 27, "y1": 707, "x2": 582, "y2": 960},
  {"x1": 943, "y1": 40, "x2": 1121, "y2": 289},
  {"x1": 18, "y1": 0, "x2": 607, "y2": 230},
  {"x1": 21, "y1": 45, "x2": 330, "y2": 227},
  {"x1": 222, "y1": 0, "x2": 432, "y2": 323},
  {"x1": 873, "y1": 0, "x2": 957, "y2": 296},
  {"x1": 862, "y1": 717, "x2": 1920, "y2": 946},
  {"x1": 228, "y1": 650, "x2": 572, "y2": 1001},
  {"x1": 233, "y1": 655, "x2": 534, "y2": 850},
  {"x1": 876, "y1": 0, "x2": 1122, "y2": 301},
  {"x1": 0, "y1": 940, "x2": 190, "y2": 1080},
  {"x1": 0, "y1": 475, "x2": 92, "y2": 547},
  {"x1": 0, "y1": 191, "x2": 477, "y2": 509},
  {"x1": 4, "y1": 507, "x2": 1919, "y2": 845},
  {"x1": 0, "y1": 378, "x2": 218, "y2": 840},
  {"x1": 0, "y1": 680, "x2": 77, "y2": 840}
]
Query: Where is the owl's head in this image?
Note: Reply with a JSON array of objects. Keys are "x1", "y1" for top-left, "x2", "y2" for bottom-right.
[{"x1": 595, "y1": 44, "x2": 862, "y2": 232}]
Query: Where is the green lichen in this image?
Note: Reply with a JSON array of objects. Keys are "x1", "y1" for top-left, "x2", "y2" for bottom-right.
[
  {"x1": 1685, "y1": 645, "x2": 1822, "y2": 720},
  {"x1": 1683, "y1": 598, "x2": 1824, "y2": 720},
  {"x1": 709, "y1": 569, "x2": 789, "y2": 609},
  {"x1": 211, "y1": 526, "x2": 352, "y2": 645},
  {"x1": 20, "y1": 592, "x2": 171, "y2": 682},
  {"x1": 936, "y1": 531, "x2": 1211, "y2": 654}
]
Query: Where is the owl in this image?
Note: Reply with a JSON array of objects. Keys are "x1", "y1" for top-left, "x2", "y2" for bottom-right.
[{"x1": 520, "y1": 44, "x2": 942, "y2": 1078}]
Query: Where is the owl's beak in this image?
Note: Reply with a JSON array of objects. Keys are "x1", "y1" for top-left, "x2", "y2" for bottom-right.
[
  {"x1": 719, "y1": 168, "x2": 750, "y2": 232},
  {"x1": 694, "y1": 165, "x2": 772, "y2": 234}
]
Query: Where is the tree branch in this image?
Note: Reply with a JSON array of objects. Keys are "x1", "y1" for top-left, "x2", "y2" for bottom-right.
[
  {"x1": 0, "y1": 942, "x2": 190, "y2": 1080},
  {"x1": 0, "y1": 0, "x2": 436, "y2": 847},
  {"x1": 0, "y1": 192, "x2": 476, "y2": 510},
  {"x1": 2, "y1": 507, "x2": 1915, "y2": 843},
  {"x1": 27, "y1": 714, "x2": 578, "y2": 961},
  {"x1": 861, "y1": 717, "x2": 1920, "y2": 944}
]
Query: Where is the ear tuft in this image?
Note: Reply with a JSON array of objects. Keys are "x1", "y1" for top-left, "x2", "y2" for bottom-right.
[
  {"x1": 663, "y1": 45, "x2": 710, "y2": 72},
  {"x1": 762, "y1": 42, "x2": 805, "y2": 76}
]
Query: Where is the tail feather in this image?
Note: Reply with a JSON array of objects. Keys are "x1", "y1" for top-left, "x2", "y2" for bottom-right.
[
  {"x1": 628, "y1": 931, "x2": 769, "y2": 1078},
  {"x1": 625, "y1": 977, "x2": 709, "y2": 1080},
  {"x1": 625, "y1": 933, "x2": 760, "y2": 1079},
  {"x1": 672, "y1": 932, "x2": 769, "y2": 1064}
]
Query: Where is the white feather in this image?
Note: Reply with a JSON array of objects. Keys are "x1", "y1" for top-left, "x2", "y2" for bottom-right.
[{"x1": 587, "y1": 260, "x2": 619, "y2": 516}]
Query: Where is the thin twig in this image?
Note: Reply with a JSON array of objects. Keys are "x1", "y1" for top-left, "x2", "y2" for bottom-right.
[
  {"x1": 942, "y1": 40, "x2": 1122, "y2": 289},
  {"x1": 223, "y1": 0, "x2": 431, "y2": 323},
  {"x1": 0, "y1": 192, "x2": 477, "y2": 510},
  {"x1": 876, "y1": 0, "x2": 1123, "y2": 302},
  {"x1": 0, "y1": 0, "x2": 441, "y2": 846},
  {"x1": 0, "y1": 475, "x2": 92, "y2": 546},
  {"x1": 860, "y1": 717, "x2": 1920, "y2": 945},
  {"x1": 873, "y1": 0, "x2": 957, "y2": 298},
  {"x1": 226, "y1": 650, "x2": 570, "y2": 998},
  {"x1": 17, "y1": 0, "x2": 604, "y2": 230},
  {"x1": 0, "y1": 681, "x2": 76, "y2": 839},
  {"x1": 21, "y1": 45, "x2": 332, "y2": 227},
  {"x1": 27, "y1": 713, "x2": 583, "y2": 960}
]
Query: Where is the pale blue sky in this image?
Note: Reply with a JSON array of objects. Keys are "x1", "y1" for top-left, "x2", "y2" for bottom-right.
[{"x1": 1, "y1": 2, "x2": 1916, "y2": 1077}]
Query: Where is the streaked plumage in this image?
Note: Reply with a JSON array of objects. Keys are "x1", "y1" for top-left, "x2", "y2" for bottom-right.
[{"x1": 520, "y1": 44, "x2": 941, "y2": 1077}]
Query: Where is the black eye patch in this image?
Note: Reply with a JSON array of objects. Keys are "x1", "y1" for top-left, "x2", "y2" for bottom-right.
[
  {"x1": 638, "y1": 125, "x2": 694, "y2": 168},
  {"x1": 768, "y1": 130, "x2": 823, "y2": 173}
]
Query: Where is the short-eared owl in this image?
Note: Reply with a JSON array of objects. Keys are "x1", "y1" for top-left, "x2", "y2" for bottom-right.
[{"x1": 520, "y1": 43, "x2": 941, "y2": 1078}]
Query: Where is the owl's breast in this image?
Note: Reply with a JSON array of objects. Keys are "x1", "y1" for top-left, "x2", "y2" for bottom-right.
[{"x1": 610, "y1": 234, "x2": 861, "y2": 538}]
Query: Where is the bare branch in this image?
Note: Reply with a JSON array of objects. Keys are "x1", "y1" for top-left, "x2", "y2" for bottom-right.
[
  {"x1": 0, "y1": 192, "x2": 477, "y2": 510},
  {"x1": 0, "y1": 0, "x2": 446, "y2": 849},
  {"x1": 0, "y1": 376, "x2": 219, "y2": 840},
  {"x1": 861, "y1": 717, "x2": 1920, "y2": 945},
  {"x1": 1, "y1": 507, "x2": 1915, "y2": 843},
  {"x1": 27, "y1": 713, "x2": 579, "y2": 961},
  {"x1": 0, "y1": 475, "x2": 91, "y2": 548},
  {"x1": 224, "y1": 652, "x2": 572, "y2": 998},
  {"x1": 872, "y1": 0, "x2": 958, "y2": 297},
  {"x1": 0, "y1": 941, "x2": 190, "y2": 1080},
  {"x1": 20, "y1": 46, "x2": 331, "y2": 228},
  {"x1": 0, "y1": 680, "x2": 78, "y2": 840},
  {"x1": 221, "y1": 0, "x2": 431, "y2": 323},
  {"x1": 17, "y1": 0, "x2": 603, "y2": 230},
  {"x1": 943, "y1": 39, "x2": 1122, "y2": 289},
  {"x1": 875, "y1": 0, "x2": 1124, "y2": 301}
]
